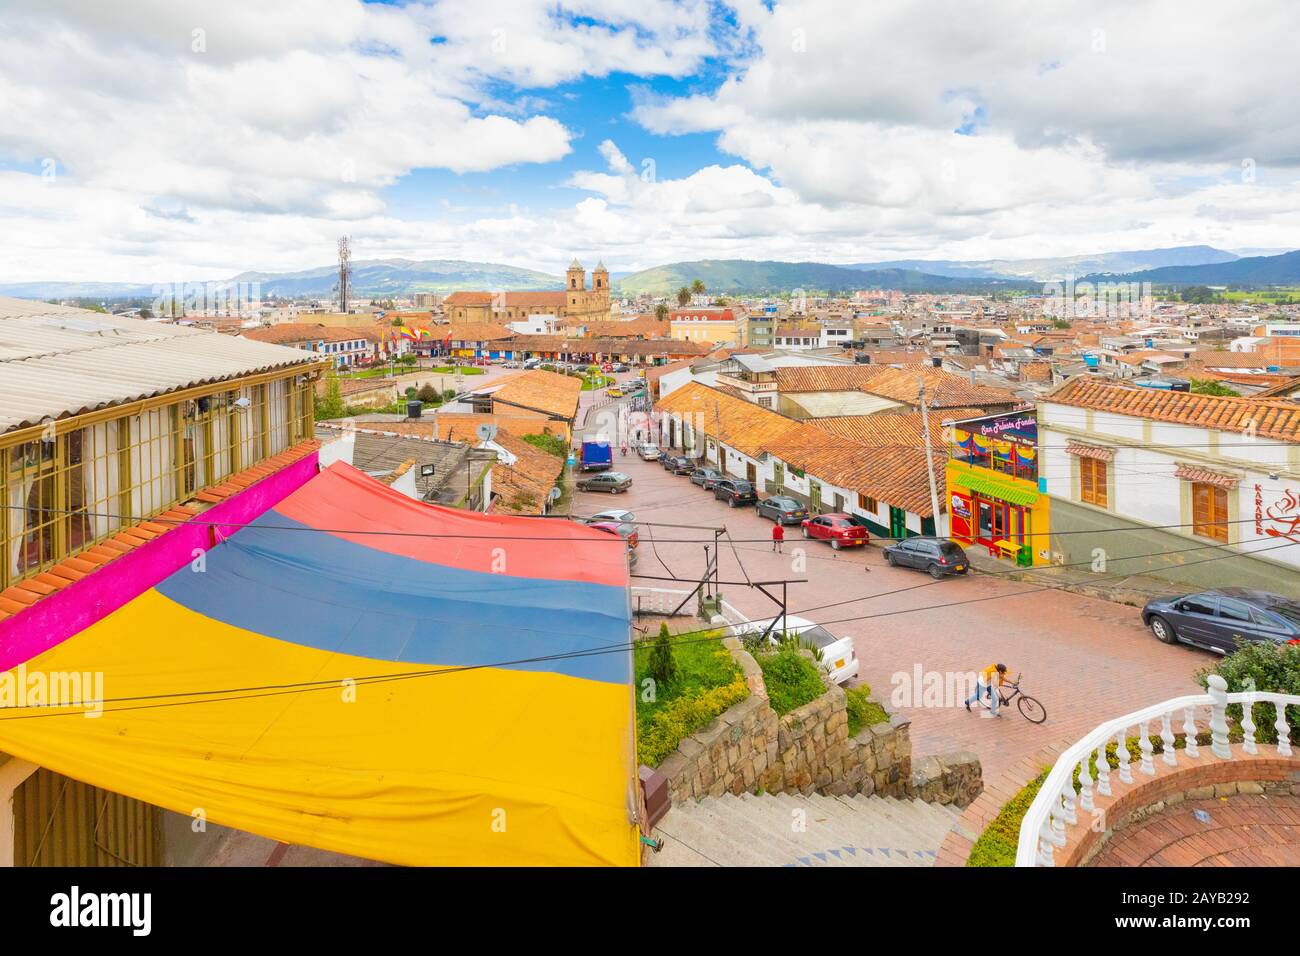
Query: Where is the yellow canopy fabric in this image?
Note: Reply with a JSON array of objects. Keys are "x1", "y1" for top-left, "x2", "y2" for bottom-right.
[{"x1": 0, "y1": 463, "x2": 640, "y2": 866}]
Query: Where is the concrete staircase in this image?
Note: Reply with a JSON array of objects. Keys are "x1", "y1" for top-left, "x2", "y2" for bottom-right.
[{"x1": 646, "y1": 791, "x2": 962, "y2": 867}]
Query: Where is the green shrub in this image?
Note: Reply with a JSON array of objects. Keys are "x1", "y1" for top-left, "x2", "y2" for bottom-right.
[
  {"x1": 1196, "y1": 640, "x2": 1300, "y2": 745},
  {"x1": 647, "y1": 623, "x2": 678, "y2": 690},
  {"x1": 634, "y1": 629, "x2": 747, "y2": 767},
  {"x1": 416, "y1": 384, "x2": 440, "y2": 404},
  {"x1": 756, "y1": 646, "x2": 825, "y2": 715},
  {"x1": 845, "y1": 684, "x2": 888, "y2": 737},
  {"x1": 638, "y1": 677, "x2": 749, "y2": 767},
  {"x1": 521, "y1": 433, "x2": 568, "y2": 458}
]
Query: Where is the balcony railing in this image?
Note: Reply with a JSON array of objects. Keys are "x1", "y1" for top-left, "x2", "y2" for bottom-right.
[{"x1": 1016, "y1": 675, "x2": 1300, "y2": 867}]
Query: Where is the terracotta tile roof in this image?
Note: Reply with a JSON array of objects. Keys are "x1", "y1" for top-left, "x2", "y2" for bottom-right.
[
  {"x1": 809, "y1": 411, "x2": 944, "y2": 447},
  {"x1": 656, "y1": 382, "x2": 819, "y2": 459},
  {"x1": 1045, "y1": 376, "x2": 1300, "y2": 444},
  {"x1": 443, "y1": 292, "x2": 494, "y2": 306},
  {"x1": 377, "y1": 458, "x2": 416, "y2": 486},
  {"x1": 489, "y1": 368, "x2": 582, "y2": 421},
  {"x1": 490, "y1": 430, "x2": 566, "y2": 515},
  {"x1": 241, "y1": 323, "x2": 380, "y2": 345},
  {"x1": 1018, "y1": 362, "x2": 1053, "y2": 382},
  {"x1": 773, "y1": 366, "x2": 891, "y2": 393},
  {"x1": 342, "y1": 411, "x2": 556, "y2": 444},
  {"x1": 1172, "y1": 464, "x2": 1241, "y2": 489},
  {"x1": 656, "y1": 383, "x2": 942, "y2": 516},
  {"x1": 443, "y1": 322, "x2": 515, "y2": 342},
  {"x1": 0, "y1": 440, "x2": 320, "y2": 623},
  {"x1": 857, "y1": 367, "x2": 1022, "y2": 409},
  {"x1": 1254, "y1": 376, "x2": 1300, "y2": 399},
  {"x1": 1185, "y1": 349, "x2": 1300, "y2": 370}
]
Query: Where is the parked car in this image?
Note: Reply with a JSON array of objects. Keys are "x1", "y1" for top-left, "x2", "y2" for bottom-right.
[
  {"x1": 638, "y1": 444, "x2": 661, "y2": 461},
  {"x1": 502, "y1": 360, "x2": 522, "y2": 369},
  {"x1": 756, "y1": 495, "x2": 809, "y2": 525},
  {"x1": 727, "y1": 614, "x2": 859, "y2": 685},
  {"x1": 713, "y1": 479, "x2": 758, "y2": 507},
  {"x1": 611, "y1": 363, "x2": 629, "y2": 373},
  {"x1": 1141, "y1": 587, "x2": 1300, "y2": 653},
  {"x1": 800, "y1": 513, "x2": 869, "y2": 550},
  {"x1": 883, "y1": 537, "x2": 969, "y2": 578},
  {"x1": 588, "y1": 520, "x2": 639, "y2": 550},
  {"x1": 576, "y1": 472, "x2": 632, "y2": 494},
  {"x1": 688, "y1": 467, "x2": 724, "y2": 489},
  {"x1": 585, "y1": 508, "x2": 635, "y2": 525},
  {"x1": 664, "y1": 456, "x2": 695, "y2": 475},
  {"x1": 607, "y1": 386, "x2": 624, "y2": 397}
]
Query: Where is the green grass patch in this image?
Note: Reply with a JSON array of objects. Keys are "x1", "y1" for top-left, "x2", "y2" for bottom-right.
[
  {"x1": 431, "y1": 365, "x2": 485, "y2": 375},
  {"x1": 634, "y1": 629, "x2": 748, "y2": 768},
  {"x1": 966, "y1": 768, "x2": 1050, "y2": 867},
  {"x1": 845, "y1": 684, "x2": 888, "y2": 737},
  {"x1": 755, "y1": 646, "x2": 825, "y2": 715}
]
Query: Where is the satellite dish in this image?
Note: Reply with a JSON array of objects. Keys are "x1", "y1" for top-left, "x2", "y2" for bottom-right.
[
  {"x1": 548, "y1": 486, "x2": 562, "y2": 502},
  {"x1": 476, "y1": 423, "x2": 498, "y2": 441}
]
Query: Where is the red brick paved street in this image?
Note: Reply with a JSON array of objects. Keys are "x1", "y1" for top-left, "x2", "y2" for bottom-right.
[
  {"x1": 575, "y1": 395, "x2": 1212, "y2": 781},
  {"x1": 1088, "y1": 795, "x2": 1300, "y2": 866}
]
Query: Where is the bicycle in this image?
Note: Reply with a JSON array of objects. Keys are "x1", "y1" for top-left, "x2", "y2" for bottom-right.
[{"x1": 976, "y1": 674, "x2": 1047, "y2": 723}]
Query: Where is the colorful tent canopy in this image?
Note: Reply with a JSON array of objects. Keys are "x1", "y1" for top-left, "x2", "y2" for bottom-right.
[{"x1": 0, "y1": 462, "x2": 639, "y2": 866}]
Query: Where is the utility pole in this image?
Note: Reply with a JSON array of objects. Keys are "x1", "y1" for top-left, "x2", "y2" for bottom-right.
[{"x1": 917, "y1": 377, "x2": 942, "y2": 537}]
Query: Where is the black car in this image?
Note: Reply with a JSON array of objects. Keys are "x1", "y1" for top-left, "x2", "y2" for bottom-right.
[
  {"x1": 713, "y1": 479, "x2": 758, "y2": 507},
  {"x1": 665, "y1": 456, "x2": 695, "y2": 476},
  {"x1": 1142, "y1": 588, "x2": 1300, "y2": 653},
  {"x1": 689, "y1": 467, "x2": 724, "y2": 489},
  {"x1": 882, "y1": 537, "x2": 969, "y2": 578},
  {"x1": 755, "y1": 495, "x2": 809, "y2": 525}
]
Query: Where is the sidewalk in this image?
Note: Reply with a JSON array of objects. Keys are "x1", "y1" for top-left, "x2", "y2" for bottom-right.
[{"x1": 963, "y1": 546, "x2": 1178, "y2": 609}]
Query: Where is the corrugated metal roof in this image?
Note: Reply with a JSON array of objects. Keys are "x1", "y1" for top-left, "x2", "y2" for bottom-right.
[{"x1": 0, "y1": 297, "x2": 321, "y2": 434}]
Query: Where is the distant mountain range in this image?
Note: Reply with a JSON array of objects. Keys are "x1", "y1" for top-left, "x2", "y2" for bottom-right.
[
  {"x1": 4, "y1": 246, "x2": 1298, "y2": 303},
  {"x1": 0, "y1": 259, "x2": 562, "y2": 301},
  {"x1": 612, "y1": 259, "x2": 1037, "y2": 296},
  {"x1": 847, "y1": 245, "x2": 1241, "y2": 282},
  {"x1": 1080, "y1": 249, "x2": 1300, "y2": 286}
]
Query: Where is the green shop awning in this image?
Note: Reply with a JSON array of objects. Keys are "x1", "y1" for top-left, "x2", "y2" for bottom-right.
[{"x1": 949, "y1": 470, "x2": 1040, "y2": 506}]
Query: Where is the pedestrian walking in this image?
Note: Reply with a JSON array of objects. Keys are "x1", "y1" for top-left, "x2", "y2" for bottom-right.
[{"x1": 771, "y1": 522, "x2": 784, "y2": 553}]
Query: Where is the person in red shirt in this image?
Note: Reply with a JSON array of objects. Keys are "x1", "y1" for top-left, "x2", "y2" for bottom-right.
[{"x1": 771, "y1": 522, "x2": 785, "y2": 553}]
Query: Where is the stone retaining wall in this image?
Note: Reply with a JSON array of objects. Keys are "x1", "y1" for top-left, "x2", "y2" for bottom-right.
[{"x1": 656, "y1": 637, "x2": 983, "y2": 808}]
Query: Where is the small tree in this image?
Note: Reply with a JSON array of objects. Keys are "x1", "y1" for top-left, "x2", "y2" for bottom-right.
[
  {"x1": 417, "y1": 383, "x2": 440, "y2": 404},
  {"x1": 654, "y1": 303, "x2": 669, "y2": 321},
  {"x1": 1190, "y1": 378, "x2": 1241, "y2": 397},
  {"x1": 648, "y1": 623, "x2": 678, "y2": 689},
  {"x1": 676, "y1": 286, "x2": 690, "y2": 307},
  {"x1": 690, "y1": 279, "x2": 706, "y2": 296},
  {"x1": 315, "y1": 370, "x2": 346, "y2": 420}
]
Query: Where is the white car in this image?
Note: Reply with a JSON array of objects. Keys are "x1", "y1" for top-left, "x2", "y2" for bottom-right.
[
  {"x1": 585, "y1": 508, "x2": 635, "y2": 525},
  {"x1": 637, "y1": 444, "x2": 660, "y2": 460},
  {"x1": 727, "y1": 614, "x2": 859, "y2": 685}
]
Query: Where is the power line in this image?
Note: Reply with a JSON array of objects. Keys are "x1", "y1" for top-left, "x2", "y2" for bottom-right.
[
  {"x1": 3, "y1": 533, "x2": 1293, "y2": 720},
  {"x1": 0, "y1": 500, "x2": 1283, "y2": 543}
]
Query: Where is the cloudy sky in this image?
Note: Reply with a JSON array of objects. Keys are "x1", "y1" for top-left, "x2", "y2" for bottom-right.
[{"x1": 1, "y1": 0, "x2": 1297, "y2": 282}]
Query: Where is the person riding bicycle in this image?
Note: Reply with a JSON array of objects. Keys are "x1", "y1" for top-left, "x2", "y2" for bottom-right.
[{"x1": 965, "y1": 663, "x2": 1011, "y2": 717}]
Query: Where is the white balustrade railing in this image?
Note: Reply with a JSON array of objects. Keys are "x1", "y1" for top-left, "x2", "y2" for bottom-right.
[{"x1": 1015, "y1": 675, "x2": 1300, "y2": 867}]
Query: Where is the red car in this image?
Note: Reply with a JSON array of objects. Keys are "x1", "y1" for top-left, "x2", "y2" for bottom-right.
[{"x1": 800, "y1": 513, "x2": 869, "y2": 550}]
